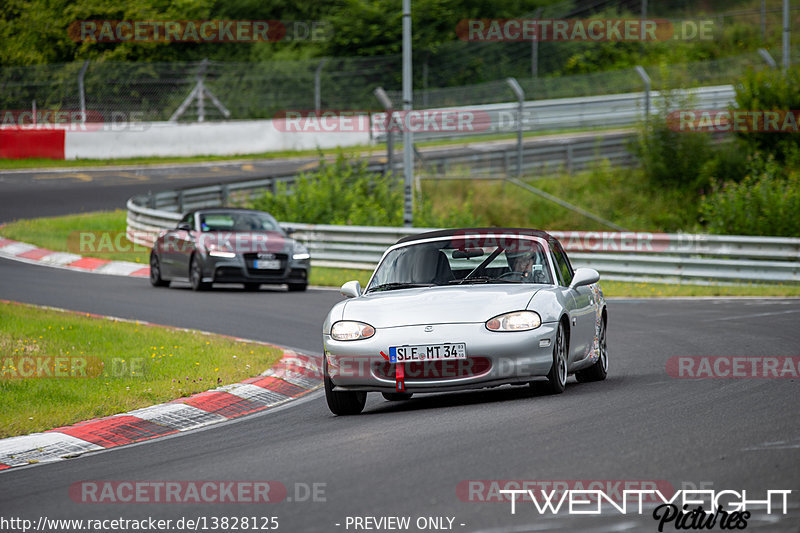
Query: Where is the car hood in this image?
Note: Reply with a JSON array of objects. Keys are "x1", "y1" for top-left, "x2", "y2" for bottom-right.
[
  {"x1": 195, "y1": 231, "x2": 290, "y2": 254},
  {"x1": 342, "y1": 284, "x2": 541, "y2": 328}
]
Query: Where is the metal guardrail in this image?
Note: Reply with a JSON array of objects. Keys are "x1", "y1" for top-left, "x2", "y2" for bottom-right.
[
  {"x1": 128, "y1": 197, "x2": 800, "y2": 284},
  {"x1": 373, "y1": 85, "x2": 736, "y2": 142},
  {"x1": 416, "y1": 131, "x2": 637, "y2": 177}
]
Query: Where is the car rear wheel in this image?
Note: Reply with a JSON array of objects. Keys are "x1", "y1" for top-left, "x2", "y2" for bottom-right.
[
  {"x1": 382, "y1": 392, "x2": 413, "y2": 401},
  {"x1": 576, "y1": 316, "x2": 608, "y2": 383},
  {"x1": 541, "y1": 321, "x2": 567, "y2": 394},
  {"x1": 287, "y1": 282, "x2": 307, "y2": 292},
  {"x1": 324, "y1": 357, "x2": 366, "y2": 415},
  {"x1": 149, "y1": 252, "x2": 169, "y2": 287},
  {"x1": 190, "y1": 256, "x2": 211, "y2": 291}
]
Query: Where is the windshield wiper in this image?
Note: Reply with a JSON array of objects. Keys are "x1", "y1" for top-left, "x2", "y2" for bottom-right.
[
  {"x1": 450, "y1": 277, "x2": 521, "y2": 285},
  {"x1": 367, "y1": 282, "x2": 435, "y2": 293}
]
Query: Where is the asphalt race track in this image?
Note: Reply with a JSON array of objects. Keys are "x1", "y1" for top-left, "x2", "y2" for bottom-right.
[
  {"x1": 1, "y1": 256, "x2": 799, "y2": 532},
  {"x1": 1, "y1": 163, "x2": 799, "y2": 532}
]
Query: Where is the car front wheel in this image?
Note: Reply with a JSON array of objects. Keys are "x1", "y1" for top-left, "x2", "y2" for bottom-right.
[
  {"x1": 324, "y1": 357, "x2": 366, "y2": 415},
  {"x1": 541, "y1": 320, "x2": 567, "y2": 394},
  {"x1": 190, "y1": 256, "x2": 211, "y2": 291},
  {"x1": 576, "y1": 316, "x2": 608, "y2": 383},
  {"x1": 149, "y1": 252, "x2": 169, "y2": 287}
]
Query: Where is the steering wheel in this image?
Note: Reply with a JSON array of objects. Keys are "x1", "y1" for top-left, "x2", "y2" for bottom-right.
[{"x1": 498, "y1": 271, "x2": 526, "y2": 280}]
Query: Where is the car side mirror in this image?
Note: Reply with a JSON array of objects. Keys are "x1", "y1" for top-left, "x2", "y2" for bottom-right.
[
  {"x1": 283, "y1": 226, "x2": 295, "y2": 236},
  {"x1": 569, "y1": 268, "x2": 600, "y2": 290},
  {"x1": 177, "y1": 222, "x2": 192, "y2": 232},
  {"x1": 340, "y1": 280, "x2": 362, "y2": 299}
]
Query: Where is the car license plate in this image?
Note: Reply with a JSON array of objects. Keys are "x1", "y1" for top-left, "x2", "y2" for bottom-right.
[
  {"x1": 389, "y1": 343, "x2": 467, "y2": 363},
  {"x1": 253, "y1": 259, "x2": 280, "y2": 270}
]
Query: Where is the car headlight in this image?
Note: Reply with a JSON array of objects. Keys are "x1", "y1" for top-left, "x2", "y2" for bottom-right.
[
  {"x1": 331, "y1": 321, "x2": 375, "y2": 341},
  {"x1": 486, "y1": 311, "x2": 542, "y2": 332},
  {"x1": 292, "y1": 245, "x2": 310, "y2": 260},
  {"x1": 207, "y1": 244, "x2": 236, "y2": 258}
]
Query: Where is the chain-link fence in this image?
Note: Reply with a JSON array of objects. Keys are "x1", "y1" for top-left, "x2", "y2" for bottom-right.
[{"x1": 3, "y1": 47, "x2": 795, "y2": 123}]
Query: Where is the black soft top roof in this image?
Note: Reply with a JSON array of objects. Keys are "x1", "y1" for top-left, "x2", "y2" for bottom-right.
[{"x1": 396, "y1": 227, "x2": 558, "y2": 245}]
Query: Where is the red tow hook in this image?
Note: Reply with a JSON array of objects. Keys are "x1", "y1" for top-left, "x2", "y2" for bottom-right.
[{"x1": 381, "y1": 351, "x2": 405, "y2": 392}]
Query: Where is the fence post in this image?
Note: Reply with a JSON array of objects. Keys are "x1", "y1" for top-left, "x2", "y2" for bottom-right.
[
  {"x1": 783, "y1": 0, "x2": 791, "y2": 71},
  {"x1": 505, "y1": 77, "x2": 525, "y2": 178},
  {"x1": 374, "y1": 87, "x2": 394, "y2": 175},
  {"x1": 314, "y1": 59, "x2": 328, "y2": 113},
  {"x1": 78, "y1": 60, "x2": 89, "y2": 124},
  {"x1": 531, "y1": 7, "x2": 543, "y2": 77},
  {"x1": 634, "y1": 66, "x2": 651, "y2": 128}
]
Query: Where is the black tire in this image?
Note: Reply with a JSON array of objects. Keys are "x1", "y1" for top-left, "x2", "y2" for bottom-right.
[
  {"x1": 189, "y1": 255, "x2": 211, "y2": 291},
  {"x1": 243, "y1": 283, "x2": 261, "y2": 291},
  {"x1": 149, "y1": 252, "x2": 169, "y2": 287},
  {"x1": 541, "y1": 320, "x2": 568, "y2": 394},
  {"x1": 287, "y1": 282, "x2": 307, "y2": 292},
  {"x1": 324, "y1": 357, "x2": 366, "y2": 415},
  {"x1": 382, "y1": 392, "x2": 413, "y2": 401},
  {"x1": 576, "y1": 315, "x2": 608, "y2": 383}
]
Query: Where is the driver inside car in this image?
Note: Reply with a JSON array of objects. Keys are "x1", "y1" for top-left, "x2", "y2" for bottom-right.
[{"x1": 507, "y1": 251, "x2": 549, "y2": 283}]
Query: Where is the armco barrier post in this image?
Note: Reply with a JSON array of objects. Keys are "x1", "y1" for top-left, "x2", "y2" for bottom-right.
[{"x1": 505, "y1": 77, "x2": 525, "y2": 178}]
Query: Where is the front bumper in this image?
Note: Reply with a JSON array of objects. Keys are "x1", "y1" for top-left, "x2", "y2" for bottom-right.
[
  {"x1": 323, "y1": 322, "x2": 557, "y2": 393},
  {"x1": 202, "y1": 254, "x2": 309, "y2": 285}
]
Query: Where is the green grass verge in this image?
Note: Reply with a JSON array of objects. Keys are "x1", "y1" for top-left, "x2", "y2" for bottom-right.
[
  {"x1": 1, "y1": 210, "x2": 149, "y2": 264},
  {"x1": 0, "y1": 301, "x2": 285, "y2": 439},
  {"x1": 2, "y1": 210, "x2": 798, "y2": 297}
]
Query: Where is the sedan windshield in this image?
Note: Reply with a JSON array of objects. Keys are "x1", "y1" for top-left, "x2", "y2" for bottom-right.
[{"x1": 366, "y1": 237, "x2": 553, "y2": 292}]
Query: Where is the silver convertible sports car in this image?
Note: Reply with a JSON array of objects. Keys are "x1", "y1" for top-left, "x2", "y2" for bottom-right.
[
  {"x1": 149, "y1": 208, "x2": 310, "y2": 291},
  {"x1": 322, "y1": 228, "x2": 608, "y2": 415}
]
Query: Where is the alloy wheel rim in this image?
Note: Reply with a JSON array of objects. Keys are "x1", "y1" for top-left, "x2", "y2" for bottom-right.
[
  {"x1": 150, "y1": 256, "x2": 159, "y2": 280},
  {"x1": 600, "y1": 321, "x2": 608, "y2": 372},
  {"x1": 557, "y1": 327, "x2": 567, "y2": 386},
  {"x1": 191, "y1": 260, "x2": 200, "y2": 286}
]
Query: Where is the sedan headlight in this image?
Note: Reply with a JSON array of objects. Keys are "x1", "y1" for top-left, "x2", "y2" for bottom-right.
[
  {"x1": 486, "y1": 311, "x2": 541, "y2": 332},
  {"x1": 331, "y1": 321, "x2": 375, "y2": 341}
]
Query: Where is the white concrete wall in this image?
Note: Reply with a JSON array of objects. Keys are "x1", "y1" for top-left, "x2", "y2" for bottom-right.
[{"x1": 64, "y1": 119, "x2": 372, "y2": 160}]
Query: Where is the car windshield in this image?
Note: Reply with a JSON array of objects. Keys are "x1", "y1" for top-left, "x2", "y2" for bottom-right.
[
  {"x1": 366, "y1": 237, "x2": 553, "y2": 293},
  {"x1": 199, "y1": 212, "x2": 280, "y2": 232}
]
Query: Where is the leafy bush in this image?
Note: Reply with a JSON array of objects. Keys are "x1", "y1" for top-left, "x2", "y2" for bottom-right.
[
  {"x1": 634, "y1": 112, "x2": 716, "y2": 190},
  {"x1": 246, "y1": 154, "x2": 483, "y2": 228},
  {"x1": 700, "y1": 152, "x2": 800, "y2": 236},
  {"x1": 734, "y1": 67, "x2": 800, "y2": 162}
]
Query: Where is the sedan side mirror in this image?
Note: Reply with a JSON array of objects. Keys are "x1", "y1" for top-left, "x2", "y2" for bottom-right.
[
  {"x1": 340, "y1": 280, "x2": 362, "y2": 299},
  {"x1": 569, "y1": 268, "x2": 600, "y2": 290},
  {"x1": 177, "y1": 222, "x2": 192, "y2": 232}
]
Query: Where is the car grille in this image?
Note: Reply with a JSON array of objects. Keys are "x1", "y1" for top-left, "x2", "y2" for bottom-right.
[
  {"x1": 243, "y1": 253, "x2": 288, "y2": 275},
  {"x1": 373, "y1": 357, "x2": 491, "y2": 381}
]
